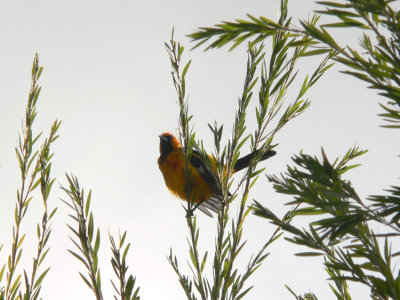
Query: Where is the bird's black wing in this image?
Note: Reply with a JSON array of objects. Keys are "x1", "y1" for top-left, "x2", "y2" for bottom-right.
[
  {"x1": 189, "y1": 150, "x2": 220, "y2": 193},
  {"x1": 190, "y1": 150, "x2": 223, "y2": 215}
]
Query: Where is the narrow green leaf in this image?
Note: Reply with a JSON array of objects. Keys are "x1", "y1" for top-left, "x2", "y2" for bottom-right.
[
  {"x1": 33, "y1": 268, "x2": 50, "y2": 289},
  {"x1": 295, "y1": 252, "x2": 324, "y2": 256}
]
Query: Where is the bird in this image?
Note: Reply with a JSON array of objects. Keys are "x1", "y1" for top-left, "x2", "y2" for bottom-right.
[{"x1": 158, "y1": 132, "x2": 276, "y2": 217}]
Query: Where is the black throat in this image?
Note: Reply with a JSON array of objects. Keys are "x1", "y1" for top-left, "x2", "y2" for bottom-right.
[{"x1": 159, "y1": 139, "x2": 173, "y2": 162}]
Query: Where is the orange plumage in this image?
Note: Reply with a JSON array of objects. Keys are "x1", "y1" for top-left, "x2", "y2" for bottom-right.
[{"x1": 158, "y1": 132, "x2": 276, "y2": 216}]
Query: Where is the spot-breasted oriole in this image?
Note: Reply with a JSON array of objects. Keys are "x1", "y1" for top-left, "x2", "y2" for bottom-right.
[{"x1": 158, "y1": 132, "x2": 276, "y2": 217}]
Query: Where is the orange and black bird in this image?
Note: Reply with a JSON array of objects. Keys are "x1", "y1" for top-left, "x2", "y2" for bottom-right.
[{"x1": 158, "y1": 132, "x2": 276, "y2": 216}]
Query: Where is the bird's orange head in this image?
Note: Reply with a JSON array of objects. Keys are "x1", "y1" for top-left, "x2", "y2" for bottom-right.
[{"x1": 159, "y1": 132, "x2": 181, "y2": 158}]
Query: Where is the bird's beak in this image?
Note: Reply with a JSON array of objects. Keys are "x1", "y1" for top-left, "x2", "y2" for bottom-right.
[{"x1": 159, "y1": 135, "x2": 167, "y2": 141}]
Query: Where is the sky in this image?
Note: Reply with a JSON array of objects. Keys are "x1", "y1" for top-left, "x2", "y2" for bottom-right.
[{"x1": 0, "y1": 0, "x2": 399, "y2": 299}]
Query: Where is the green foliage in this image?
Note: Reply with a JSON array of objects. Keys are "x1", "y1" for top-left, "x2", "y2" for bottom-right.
[
  {"x1": 325, "y1": 254, "x2": 352, "y2": 300},
  {"x1": 62, "y1": 175, "x2": 103, "y2": 300},
  {"x1": 308, "y1": 0, "x2": 400, "y2": 128},
  {"x1": 286, "y1": 285, "x2": 319, "y2": 300},
  {"x1": 62, "y1": 175, "x2": 141, "y2": 300},
  {"x1": 254, "y1": 147, "x2": 400, "y2": 299},
  {"x1": 0, "y1": 54, "x2": 59, "y2": 300},
  {"x1": 189, "y1": 0, "x2": 400, "y2": 127},
  {"x1": 110, "y1": 232, "x2": 140, "y2": 300},
  {"x1": 23, "y1": 120, "x2": 60, "y2": 300},
  {"x1": 1, "y1": 53, "x2": 141, "y2": 300}
]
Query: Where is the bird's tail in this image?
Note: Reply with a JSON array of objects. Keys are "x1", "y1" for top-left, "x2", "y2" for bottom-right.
[
  {"x1": 234, "y1": 149, "x2": 276, "y2": 172},
  {"x1": 197, "y1": 195, "x2": 223, "y2": 217}
]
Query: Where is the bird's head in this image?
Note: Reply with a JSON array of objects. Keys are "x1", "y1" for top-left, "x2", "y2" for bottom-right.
[{"x1": 159, "y1": 132, "x2": 180, "y2": 157}]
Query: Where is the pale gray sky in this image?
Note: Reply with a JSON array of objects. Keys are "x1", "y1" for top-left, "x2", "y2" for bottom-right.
[{"x1": 0, "y1": 0, "x2": 398, "y2": 299}]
